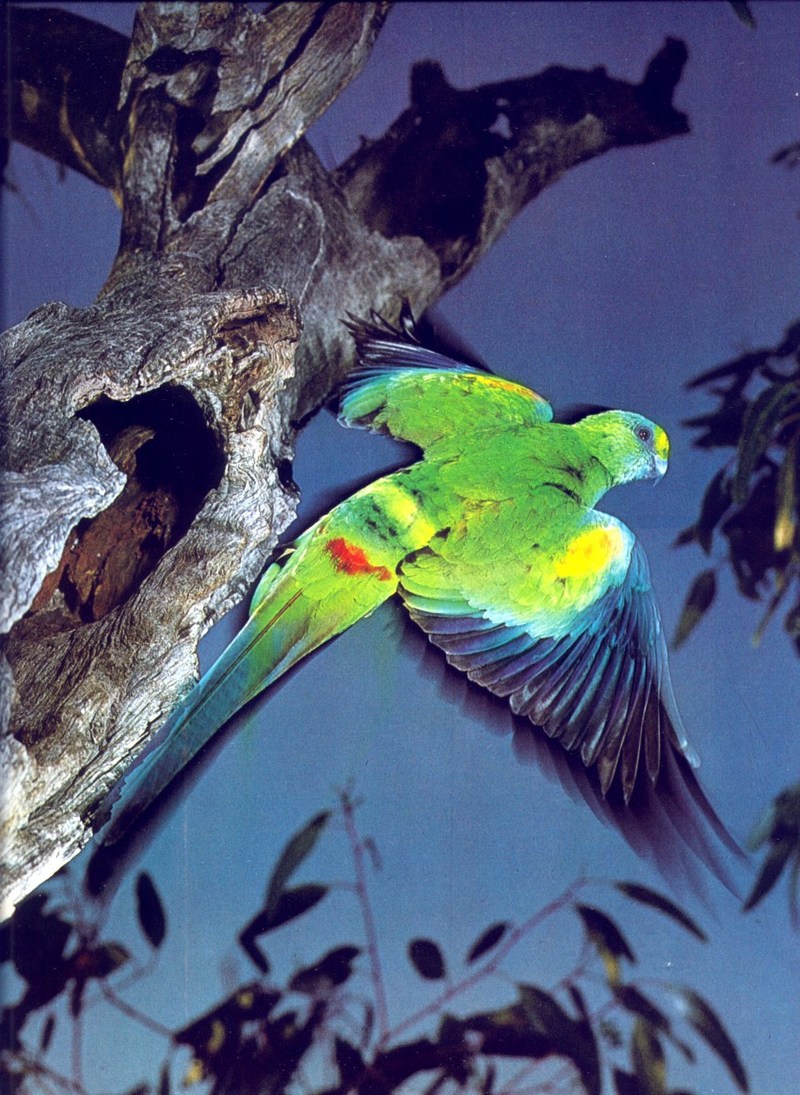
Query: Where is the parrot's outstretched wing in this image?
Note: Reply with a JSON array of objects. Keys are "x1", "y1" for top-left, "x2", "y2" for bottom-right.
[
  {"x1": 401, "y1": 541, "x2": 689, "y2": 801},
  {"x1": 400, "y1": 536, "x2": 743, "y2": 887},
  {"x1": 340, "y1": 312, "x2": 552, "y2": 449}
]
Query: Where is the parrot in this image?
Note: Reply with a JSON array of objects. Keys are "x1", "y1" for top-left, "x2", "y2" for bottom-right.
[{"x1": 95, "y1": 309, "x2": 741, "y2": 888}]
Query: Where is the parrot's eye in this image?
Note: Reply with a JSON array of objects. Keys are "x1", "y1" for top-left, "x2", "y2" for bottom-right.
[{"x1": 636, "y1": 426, "x2": 653, "y2": 444}]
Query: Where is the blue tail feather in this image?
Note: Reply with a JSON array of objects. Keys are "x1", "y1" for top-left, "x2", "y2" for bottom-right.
[{"x1": 96, "y1": 586, "x2": 308, "y2": 844}]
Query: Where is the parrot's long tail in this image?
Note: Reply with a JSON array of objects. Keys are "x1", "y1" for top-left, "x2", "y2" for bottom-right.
[
  {"x1": 94, "y1": 583, "x2": 310, "y2": 844},
  {"x1": 95, "y1": 555, "x2": 388, "y2": 845}
]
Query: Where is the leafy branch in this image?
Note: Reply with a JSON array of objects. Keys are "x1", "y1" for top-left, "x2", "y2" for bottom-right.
[
  {"x1": 743, "y1": 781, "x2": 800, "y2": 927},
  {"x1": 675, "y1": 321, "x2": 800, "y2": 928},
  {"x1": 674, "y1": 319, "x2": 800, "y2": 653},
  {"x1": 1, "y1": 799, "x2": 749, "y2": 1095}
]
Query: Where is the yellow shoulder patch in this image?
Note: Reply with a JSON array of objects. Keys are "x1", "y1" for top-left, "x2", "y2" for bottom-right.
[{"x1": 554, "y1": 524, "x2": 628, "y2": 581}]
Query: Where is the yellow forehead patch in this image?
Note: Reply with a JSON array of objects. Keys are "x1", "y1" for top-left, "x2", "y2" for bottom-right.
[
  {"x1": 654, "y1": 426, "x2": 669, "y2": 461},
  {"x1": 554, "y1": 525, "x2": 627, "y2": 581}
]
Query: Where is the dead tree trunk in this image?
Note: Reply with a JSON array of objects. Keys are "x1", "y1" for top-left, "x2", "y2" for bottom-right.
[{"x1": 0, "y1": 2, "x2": 690, "y2": 914}]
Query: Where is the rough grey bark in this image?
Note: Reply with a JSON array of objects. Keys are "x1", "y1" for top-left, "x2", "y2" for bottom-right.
[{"x1": 0, "y1": 1, "x2": 690, "y2": 914}]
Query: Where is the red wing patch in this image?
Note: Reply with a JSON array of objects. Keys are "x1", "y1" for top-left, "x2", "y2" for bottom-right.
[{"x1": 326, "y1": 537, "x2": 393, "y2": 581}]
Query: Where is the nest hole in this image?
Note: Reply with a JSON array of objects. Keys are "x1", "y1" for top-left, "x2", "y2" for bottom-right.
[{"x1": 36, "y1": 385, "x2": 226, "y2": 623}]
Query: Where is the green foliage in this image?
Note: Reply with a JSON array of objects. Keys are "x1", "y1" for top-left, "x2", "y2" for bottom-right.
[
  {"x1": 0, "y1": 803, "x2": 750, "y2": 1095},
  {"x1": 743, "y1": 781, "x2": 800, "y2": 926},
  {"x1": 613, "y1": 883, "x2": 707, "y2": 942},
  {"x1": 727, "y1": 2, "x2": 756, "y2": 30},
  {"x1": 465, "y1": 921, "x2": 509, "y2": 964},
  {"x1": 408, "y1": 937, "x2": 447, "y2": 980},
  {"x1": 135, "y1": 873, "x2": 166, "y2": 950},
  {"x1": 676, "y1": 319, "x2": 800, "y2": 652},
  {"x1": 262, "y1": 809, "x2": 330, "y2": 918},
  {"x1": 678, "y1": 316, "x2": 800, "y2": 927}
]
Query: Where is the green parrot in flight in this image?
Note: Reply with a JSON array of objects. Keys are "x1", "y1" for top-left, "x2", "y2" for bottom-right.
[{"x1": 97, "y1": 311, "x2": 739, "y2": 886}]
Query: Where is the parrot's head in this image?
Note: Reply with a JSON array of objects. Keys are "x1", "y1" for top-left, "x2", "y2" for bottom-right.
[{"x1": 576, "y1": 410, "x2": 670, "y2": 487}]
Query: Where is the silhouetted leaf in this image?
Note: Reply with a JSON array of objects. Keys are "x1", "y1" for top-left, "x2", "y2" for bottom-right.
[
  {"x1": 772, "y1": 140, "x2": 800, "y2": 168},
  {"x1": 673, "y1": 568, "x2": 716, "y2": 649},
  {"x1": 723, "y1": 477, "x2": 775, "y2": 598},
  {"x1": 631, "y1": 1019, "x2": 666, "y2": 1094},
  {"x1": 175, "y1": 983, "x2": 280, "y2": 1057},
  {"x1": 481, "y1": 1062, "x2": 496, "y2": 1095},
  {"x1": 238, "y1": 929, "x2": 270, "y2": 974},
  {"x1": 615, "y1": 882, "x2": 708, "y2": 942},
  {"x1": 577, "y1": 906, "x2": 634, "y2": 967},
  {"x1": 69, "y1": 978, "x2": 86, "y2": 1018},
  {"x1": 614, "y1": 985, "x2": 670, "y2": 1033},
  {"x1": 517, "y1": 984, "x2": 573, "y2": 1040},
  {"x1": 269, "y1": 883, "x2": 328, "y2": 931},
  {"x1": 242, "y1": 883, "x2": 328, "y2": 948},
  {"x1": 437, "y1": 1012, "x2": 466, "y2": 1047},
  {"x1": 465, "y1": 921, "x2": 509, "y2": 964},
  {"x1": 86, "y1": 942, "x2": 130, "y2": 980},
  {"x1": 749, "y1": 783, "x2": 800, "y2": 849},
  {"x1": 289, "y1": 945, "x2": 360, "y2": 994},
  {"x1": 158, "y1": 1062, "x2": 171, "y2": 1095},
  {"x1": 567, "y1": 983, "x2": 590, "y2": 1022},
  {"x1": 786, "y1": 594, "x2": 800, "y2": 638},
  {"x1": 773, "y1": 435, "x2": 798, "y2": 551},
  {"x1": 239, "y1": 882, "x2": 328, "y2": 969},
  {"x1": 674, "y1": 988, "x2": 748, "y2": 1091},
  {"x1": 673, "y1": 526, "x2": 696, "y2": 547},
  {"x1": 613, "y1": 1069, "x2": 648, "y2": 1095},
  {"x1": 264, "y1": 811, "x2": 330, "y2": 914},
  {"x1": 728, "y1": 1, "x2": 756, "y2": 28},
  {"x1": 743, "y1": 842, "x2": 793, "y2": 912},
  {"x1": 517, "y1": 983, "x2": 600, "y2": 1095},
  {"x1": 745, "y1": 783, "x2": 800, "y2": 919},
  {"x1": 335, "y1": 1037, "x2": 365, "y2": 1086},
  {"x1": 683, "y1": 397, "x2": 749, "y2": 448},
  {"x1": 9, "y1": 894, "x2": 72, "y2": 985},
  {"x1": 136, "y1": 872, "x2": 166, "y2": 949},
  {"x1": 39, "y1": 1013, "x2": 55, "y2": 1052},
  {"x1": 695, "y1": 467, "x2": 732, "y2": 553},
  {"x1": 408, "y1": 938, "x2": 446, "y2": 980},
  {"x1": 733, "y1": 382, "x2": 797, "y2": 504}
]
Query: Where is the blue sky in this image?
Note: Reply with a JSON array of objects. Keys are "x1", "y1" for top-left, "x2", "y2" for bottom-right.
[{"x1": 3, "y1": 3, "x2": 799, "y2": 1092}]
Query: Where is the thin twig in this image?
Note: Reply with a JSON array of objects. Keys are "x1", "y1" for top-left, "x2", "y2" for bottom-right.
[
  {"x1": 99, "y1": 981, "x2": 174, "y2": 1038},
  {"x1": 341, "y1": 791, "x2": 391, "y2": 1041},
  {"x1": 70, "y1": 1001, "x2": 83, "y2": 1093},
  {"x1": 382, "y1": 878, "x2": 589, "y2": 1049},
  {"x1": 5, "y1": 1051, "x2": 86, "y2": 1094}
]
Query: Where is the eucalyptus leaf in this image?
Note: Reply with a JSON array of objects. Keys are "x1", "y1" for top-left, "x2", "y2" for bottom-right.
[
  {"x1": 674, "y1": 988, "x2": 749, "y2": 1092},
  {"x1": 135, "y1": 872, "x2": 166, "y2": 949},
  {"x1": 575, "y1": 904, "x2": 636, "y2": 962},
  {"x1": 408, "y1": 937, "x2": 446, "y2": 980},
  {"x1": 465, "y1": 921, "x2": 509, "y2": 964},
  {"x1": 673, "y1": 568, "x2": 716, "y2": 650},
  {"x1": 264, "y1": 811, "x2": 330, "y2": 914},
  {"x1": 615, "y1": 882, "x2": 708, "y2": 942},
  {"x1": 733, "y1": 382, "x2": 797, "y2": 505},
  {"x1": 743, "y1": 842, "x2": 793, "y2": 912},
  {"x1": 773, "y1": 434, "x2": 798, "y2": 552},
  {"x1": 631, "y1": 1018, "x2": 666, "y2": 1095}
]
